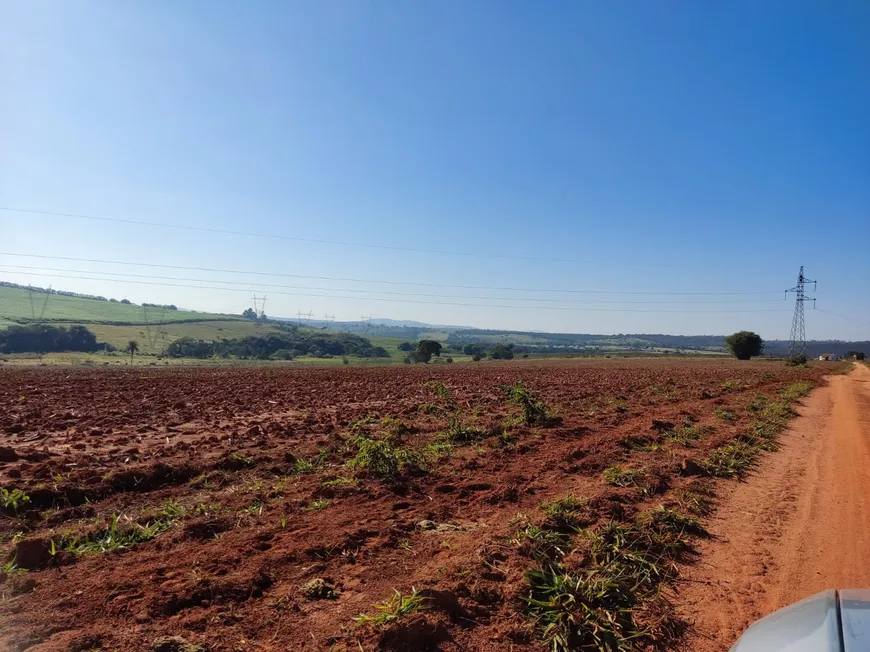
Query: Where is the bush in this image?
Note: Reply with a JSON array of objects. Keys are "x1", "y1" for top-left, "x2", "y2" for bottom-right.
[
  {"x1": 724, "y1": 331, "x2": 763, "y2": 360},
  {"x1": 472, "y1": 354, "x2": 482, "y2": 362},
  {"x1": 462, "y1": 343, "x2": 488, "y2": 356},
  {"x1": 397, "y1": 342, "x2": 414, "y2": 352},
  {"x1": 489, "y1": 343, "x2": 515, "y2": 360}
]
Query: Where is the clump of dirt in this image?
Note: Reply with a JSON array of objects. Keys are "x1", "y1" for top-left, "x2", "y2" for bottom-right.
[{"x1": 301, "y1": 577, "x2": 337, "y2": 600}]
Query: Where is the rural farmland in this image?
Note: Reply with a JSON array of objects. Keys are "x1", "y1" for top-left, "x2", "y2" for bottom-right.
[{"x1": 0, "y1": 358, "x2": 833, "y2": 651}]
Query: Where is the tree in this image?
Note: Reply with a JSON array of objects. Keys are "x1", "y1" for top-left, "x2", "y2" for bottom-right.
[
  {"x1": 488, "y1": 344, "x2": 514, "y2": 360},
  {"x1": 414, "y1": 340, "x2": 443, "y2": 364},
  {"x1": 242, "y1": 308, "x2": 257, "y2": 320},
  {"x1": 120, "y1": 299, "x2": 131, "y2": 304},
  {"x1": 462, "y1": 343, "x2": 487, "y2": 356},
  {"x1": 125, "y1": 340, "x2": 139, "y2": 364},
  {"x1": 397, "y1": 342, "x2": 414, "y2": 352},
  {"x1": 724, "y1": 331, "x2": 763, "y2": 360},
  {"x1": 846, "y1": 351, "x2": 865, "y2": 360}
]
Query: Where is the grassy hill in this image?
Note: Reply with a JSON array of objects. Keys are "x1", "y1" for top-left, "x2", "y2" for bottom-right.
[{"x1": 0, "y1": 285, "x2": 238, "y2": 325}]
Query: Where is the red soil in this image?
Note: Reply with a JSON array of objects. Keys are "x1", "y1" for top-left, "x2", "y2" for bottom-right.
[{"x1": 0, "y1": 359, "x2": 825, "y2": 651}]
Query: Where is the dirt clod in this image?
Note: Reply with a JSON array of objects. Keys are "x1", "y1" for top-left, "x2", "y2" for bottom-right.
[{"x1": 300, "y1": 577, "x2": 337, "y2": 600}]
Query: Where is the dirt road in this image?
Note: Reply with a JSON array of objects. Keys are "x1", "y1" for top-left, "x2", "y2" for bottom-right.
[{"x1": 677, "y1": 362, "x2": 870, "y2": 650}]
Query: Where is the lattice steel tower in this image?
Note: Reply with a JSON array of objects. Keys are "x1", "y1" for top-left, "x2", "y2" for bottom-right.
[{"x1": 785, "y1": 266, "x2": 816, "y2": 357}]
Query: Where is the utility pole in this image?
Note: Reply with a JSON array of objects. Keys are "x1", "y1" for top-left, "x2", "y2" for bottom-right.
[{"x1": 785, "y1": 266, "x2": 816, "y2": 358}]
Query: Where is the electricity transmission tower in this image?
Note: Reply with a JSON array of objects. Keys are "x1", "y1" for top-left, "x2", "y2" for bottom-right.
[
  {"x1": 324, "y1": 314, "x2": 335, "y2": 330},
  {"x1": 360, "y1": 314, "x2": 372, "y2": 333},
  {"x1": 252, "y1": 295, "x2": 267, "y2": 319},
  {"x1": 785, "y1": 266, "x2": 816, "y2": 358}
]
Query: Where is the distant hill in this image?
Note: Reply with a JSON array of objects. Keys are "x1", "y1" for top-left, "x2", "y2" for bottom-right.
[
  {"x1": 0, "y1": 283, "x2": 240, "y2": 325},
  {"x1": 2, "y1": 280, "x2": 866, "y2": 359}
]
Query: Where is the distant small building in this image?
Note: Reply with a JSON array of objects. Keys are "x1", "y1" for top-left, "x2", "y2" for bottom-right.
[{"x1": 818, "y1": 353, "x2": 842, "y2": 361}]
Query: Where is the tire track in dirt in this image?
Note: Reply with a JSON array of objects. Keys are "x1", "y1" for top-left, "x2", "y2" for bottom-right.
[{"x1": 676, "y1": 363, "x2": 870, "y2": 650}]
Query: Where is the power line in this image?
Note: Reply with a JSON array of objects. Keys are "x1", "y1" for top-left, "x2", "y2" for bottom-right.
[
  {"x1": 0, "y1": 264, "x2": 791, "y2": 305},
  {"x1": 816, "y1": 308, "x2": 870, "y2": 327},
  {"x1": 0, "y1": 269, "x2": 793, "y2": 315},
  {"x1": 0, "y1": 206, "x2": 681, "y2": 267},
  {"x1": 0, "y1": 252, "x2": 784, "y2": 296}
]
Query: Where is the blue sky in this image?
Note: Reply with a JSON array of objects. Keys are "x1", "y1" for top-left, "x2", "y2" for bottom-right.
[{"x1": 2, "y1": 1, "x2": 868, "y2": 339}]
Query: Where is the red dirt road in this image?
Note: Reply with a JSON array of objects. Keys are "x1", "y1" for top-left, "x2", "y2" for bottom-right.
[{"x1": 677, "y1": 363, "x2": 870, "y2": 650}]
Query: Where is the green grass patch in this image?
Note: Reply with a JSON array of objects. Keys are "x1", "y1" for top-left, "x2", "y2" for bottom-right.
[
  {"x1": 57, "y1": 512, "x2": 175, "y2": 554},
  {"x1": 354, "y1": 588, "x2": 428, "y2": 627},
  {"x1": 672, "y1": 481, "x2": 715, "y2": 517},
  {"x1": 701, "y1": 440, "x2": 757, "y2": 477},
  {"x1": 780, "y1": 381, "x2": 814, "y2": 402},
  {"x1": 539, "y1": 495, "x2": 592, "y2": 531},
  {"x1": 524, "y1": 508, "x2": 697, "y2": 651},
  {"x1": 662, "y1": 421, "x2": 706, "y2": 446},
  {"x1": 713, "y1": 409, "x2": 736, "y2": 421},
  {"x1": 603, "y1": 465, "x2": 648, "y2": 489}
]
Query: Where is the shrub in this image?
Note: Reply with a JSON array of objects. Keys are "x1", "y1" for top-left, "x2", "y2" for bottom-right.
[
  {"x1": 502, "y1": 380, "x2": 551, "y2": 425},
  {"x1": 724, "y1": 331, "x2": 763, "y2": 360},
  {"x1": 349, "y1": 436, "x2": 417, "y2": 478}
]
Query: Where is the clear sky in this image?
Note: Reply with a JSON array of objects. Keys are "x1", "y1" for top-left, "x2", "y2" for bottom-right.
[{"x1": 2, "y1": 1, "x2": 868, "y2": 339}]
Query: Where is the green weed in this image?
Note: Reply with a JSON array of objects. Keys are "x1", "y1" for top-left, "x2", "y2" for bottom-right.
[
  {"x1": 423, "y1": 435, "x2": 454, "y2": 461},
  {"x1": 348, "y1": 436, "x2": 419, "y2": 478},
  {"x1": 525, "y1": 563, "x2": 641, "y2": 651},
  {"x1": 780, "y1": 381, "x2": 814, "y2": 402},
  {"x1": 304, "y1": 498, "x2": 331, "y2": 511},
  {"x1": 513, "y1": 524, "x2": 574, "y2": 560},
  {"x1": 662, "y1": 421, "x2": 706, "y2": 446},
  {"x1": 0, "y1": 488, "x2": 30, "y2": 513},
  {"x1": 445, "y1": 416, "x2": 485, "y2": 444},
  {"x1": 701, "y1": 440, "x2": 757, "y2": 477},
  {"x1": 603, "y1": 466, "x2": 648, "y2": 489},
  {"x1": 1, "y1": 560, "x2": 27, "y2": 576},
  {"x1": 321, "y1": 476, "x2": 357, "y2": 488},
  {"x1": 673, "y1": 482, "x2": 715, "y2": 517},
  {"x1": 501, "y1": 380, "x2": 552, "y2": 425},
  {"x1": 539, "y1": 495, "x2": 592, "y2": 530},
  {"x1": 354, "y1": 588, "x2": 428, "y2": 627},
  {"x1": 424, "y1": 381, "x2": 454, "y2": 404},
  {"x1": 229, "y1": 452, "x2": 254, "y2": 467},
  {"x1": 293, "y1": 450, "x2": 327, "y2": 475},
  {"x1": 713, "y1": 409, "x2": 736, "y2": 421},
  {"x1": 58, "y1": 513, "x2": 175, "y2": 555}
]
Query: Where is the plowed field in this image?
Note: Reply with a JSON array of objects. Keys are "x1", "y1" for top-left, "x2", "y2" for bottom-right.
[{"x1": 0, "y1": 360, "x2": 826, "y2": 651}]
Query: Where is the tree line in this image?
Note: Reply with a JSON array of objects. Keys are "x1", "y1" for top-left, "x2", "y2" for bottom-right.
[
  {"x1": 166, "y1": 330, "x2": 389, "y2": 360},
  {"x1": 0, "y1": 324, "x2": 108, "y2": 354}
]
